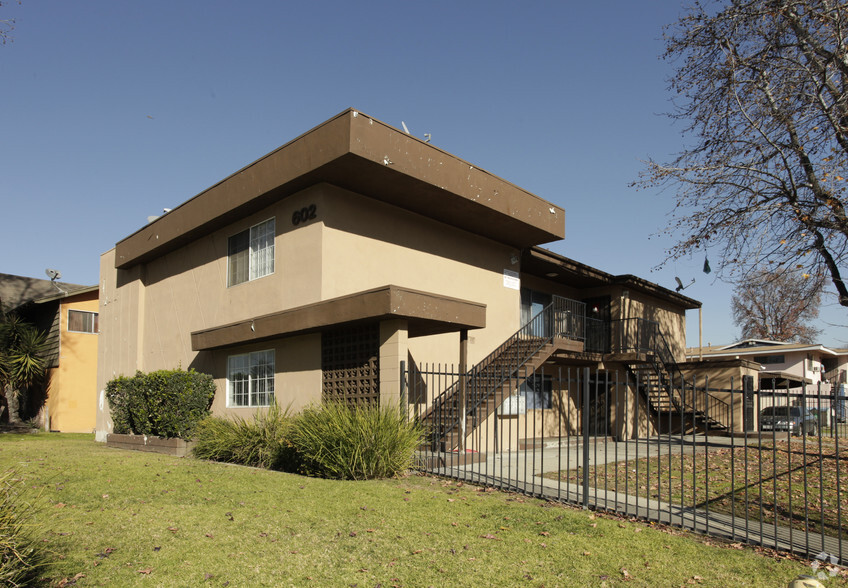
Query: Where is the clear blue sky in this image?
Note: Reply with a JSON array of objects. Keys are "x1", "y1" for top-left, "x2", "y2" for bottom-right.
[{"x1": 2, "y1": 0, "x2": 846, "y2": 347}]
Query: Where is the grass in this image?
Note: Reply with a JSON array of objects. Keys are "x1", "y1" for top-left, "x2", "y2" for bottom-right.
[
  {"x1": 0, "y1": 433, "x2": 839, "y2": 587},
  {"x1": 288, "y1": 402, "x2": 425, "y2": 479},
  {"x1": 0, "y1": 469, "x2": 50, "y2": 586},
  {"x1": 192, "y1": 405, "x2": 294, "y2": 469},
  {"x1": 546, "y1": 438, "x2": 848, "y2": 538}
]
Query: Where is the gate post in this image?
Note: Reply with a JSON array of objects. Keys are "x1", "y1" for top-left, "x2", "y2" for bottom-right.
[
  {"x1": 582, "y1": 366, "x2": 590, "y2": 508},
  {"x1": 459, "y1": 330, "x2": 468, "y2": 452}
]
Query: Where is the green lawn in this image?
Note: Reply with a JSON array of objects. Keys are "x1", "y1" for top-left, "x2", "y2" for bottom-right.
[{"x1": 0, "y1": 434, "x2": 838, "y2": 587}]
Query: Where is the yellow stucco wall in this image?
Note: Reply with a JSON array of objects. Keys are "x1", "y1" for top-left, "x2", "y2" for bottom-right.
[{"x1": 46, "y1": 291, "x2": 99, "y2": 432}]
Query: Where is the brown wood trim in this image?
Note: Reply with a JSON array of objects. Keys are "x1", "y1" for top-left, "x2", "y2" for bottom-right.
[
  {"x1": 115, "y1": 109, "x2": 564, "y2": 269},
  {"x1": 190, "y1": 285, "x2": 486, "y2": 351}
]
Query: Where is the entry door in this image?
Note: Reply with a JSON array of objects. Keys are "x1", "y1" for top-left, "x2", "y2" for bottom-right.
[{"x1": 521, "y1": 288, "x2": 552, "y2": 337}]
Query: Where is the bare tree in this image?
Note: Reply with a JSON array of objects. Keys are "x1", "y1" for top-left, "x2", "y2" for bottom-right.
[
  {"x1": 0, "y1": 1, "x2": 18, "y2": 45},
  {"x1": 732, "y1": 269, "x2": 823, "y2": 341},
  {"x1": 638, "y1": 0, "x2": 848, "y2": 306}
]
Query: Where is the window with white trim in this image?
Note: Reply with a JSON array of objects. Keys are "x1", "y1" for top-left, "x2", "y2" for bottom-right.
[
  {"x1": 67, "y1": 310, "x2": 99, "y2": 334},
  {"x1": 227, "y1": 350, "x2": 275, "y2": 407},
  {"x1": 227, "y1": 218, "x2": 275, "y2": 287}
]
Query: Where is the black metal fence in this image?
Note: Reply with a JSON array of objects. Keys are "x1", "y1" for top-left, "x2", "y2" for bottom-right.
[{"x1": 405, "y1": 363, "x2": 846, "y2": 567}]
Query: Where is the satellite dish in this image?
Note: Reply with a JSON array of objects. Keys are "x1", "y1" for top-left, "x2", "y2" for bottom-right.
[
  {"x1": 45, "y1": 268, "x2": 61, "y2": 281},
  {"x1": 675, "y1": 276, "x2": 695, "y2": 292}
]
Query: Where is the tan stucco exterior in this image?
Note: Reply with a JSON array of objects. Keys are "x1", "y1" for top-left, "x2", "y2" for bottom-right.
[
  {"x1": 43, "y1": 290, "x2": 99, "y2": 433},
  {"x1": 95, "y1": 109, "x2": 702, "y2": 448}
]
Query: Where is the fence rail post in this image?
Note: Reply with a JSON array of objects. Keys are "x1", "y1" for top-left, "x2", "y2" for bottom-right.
[{"x1": 582, "y1": 366, "x2": 590, "y2": 508}]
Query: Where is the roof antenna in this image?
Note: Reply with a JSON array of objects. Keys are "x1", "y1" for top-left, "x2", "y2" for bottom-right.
[
  {"x1": 401, "y1": 121, "x2": 410, "y2": 134},
  {"x1": 675, "y1": 276, "x2": 695, "y2": 292},
  {"x1": 45, "y1": 268, "x2": 67, "y2": 295}
]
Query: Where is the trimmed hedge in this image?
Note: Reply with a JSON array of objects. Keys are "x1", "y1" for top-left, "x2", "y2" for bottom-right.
[{"x1": 106, "y1": 369, "x2": 215, "y2": 439}]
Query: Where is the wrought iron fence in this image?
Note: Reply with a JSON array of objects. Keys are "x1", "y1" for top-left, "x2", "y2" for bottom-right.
[{"x1": 405, "y1": 362, "x2": 846, "y2": 566}]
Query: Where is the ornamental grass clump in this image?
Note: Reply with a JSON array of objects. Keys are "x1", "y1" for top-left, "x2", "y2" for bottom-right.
[
  {"x1": 289, "y1": 402, "x2": 424, "y2": 480},
  {"x1": 192, "y1": 404, "x2": 295, "y2": 470},
  {"x1": 0, "y1": 470, "x2": 50, "y2": 587}
]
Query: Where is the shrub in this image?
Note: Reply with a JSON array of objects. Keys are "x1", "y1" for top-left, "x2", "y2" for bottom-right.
[
  {"x1": 192, "y1": 405, "x2": 295, "y2": 470},
  {"x1": 288, "y1": 402, "x2": 424, "y2": 480},
  {"x1": 105, "y1": 369, "x2": 215, "y2": 438},
  {"x1": 0, "y1": 470, "x2": 50, "y2": 586}
]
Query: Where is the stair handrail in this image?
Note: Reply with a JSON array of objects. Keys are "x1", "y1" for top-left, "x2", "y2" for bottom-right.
[
  {"x1": 613, "y1": 317, "x2": 731, "y2": 428},
  {"x1": 424, "y1": 298, "x2": 569, "y2": 446}
]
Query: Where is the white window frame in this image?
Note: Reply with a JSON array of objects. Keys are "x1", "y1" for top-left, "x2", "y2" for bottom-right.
[
  {"x1": 227, "y1": 349, "x2": 275, "y2": 408},
  {"x1": 227, "y1": 218, "x2": 275, "y2": 287},
  {"x1": 67, "y1": 309, "x2": 99, "y2": 334}
]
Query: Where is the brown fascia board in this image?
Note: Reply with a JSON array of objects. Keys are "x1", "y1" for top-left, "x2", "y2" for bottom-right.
[
  {"x1": 33, "y1": 285, "x2": 99, "y2": 304},
  {"x1": 190, "y1": 285, "x2": 487, "y2": 351},
  {"x1": 525, "y1": 247, "x2": 701, "y2": 310},
  {"x1": 115, "y1": 109, "x2": 565, "y2": 269}
]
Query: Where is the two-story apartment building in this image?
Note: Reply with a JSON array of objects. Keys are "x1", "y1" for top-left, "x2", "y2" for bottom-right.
[{"x1": 95, "y1": 109, "x2": 728, "y2": 448}]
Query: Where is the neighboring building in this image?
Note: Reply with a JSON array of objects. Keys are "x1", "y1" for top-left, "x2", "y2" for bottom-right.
[
  {"x1": 0, "y1": 273, "x2": 99, "y2": 432},
  {"x1": 686, "y1": 339, "x2": 848, "y2": 390},
  {"x1": 95, "y1": 109, "x2": 745, "y2": 446},
  {"x1": 687, "y1": 339, "x2": 848, "y2": 427}
]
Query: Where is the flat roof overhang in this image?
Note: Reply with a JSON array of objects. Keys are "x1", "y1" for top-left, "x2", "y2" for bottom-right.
[
  {"x1": 190, "y1": 285, "x2": 486, "y2": 351},
  {"x1": 116, "y1": 109, "x2": 565, "y2": 270},
  {"x1": 759, "y1": 371, "x2": 813, "y2": 389},
  {"x1": 523, "y1": 247, "x2": 701, "y2": 310}
]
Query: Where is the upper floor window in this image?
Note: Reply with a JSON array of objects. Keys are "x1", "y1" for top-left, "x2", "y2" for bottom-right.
[
  {"x1": 228, "y1": 218, "x2": 275, "y2": 287},
  {"x1": 68, "y1": 310, "x2": 99, "y2": 334},
  {"x1": 753, "y1": 355, "x2": 785, "y2": 364}
]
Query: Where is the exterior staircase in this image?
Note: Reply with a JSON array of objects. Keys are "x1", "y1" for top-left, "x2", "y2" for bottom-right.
[
  {"x1": 421, "y1": 306, "x2": 730, "y2": 453},
  {"x1": 618, "y1": 319, "x2": 729, "y2": 433},
  {"x1": 422, "y1": 298, "x2": 583, "y2": 452}
]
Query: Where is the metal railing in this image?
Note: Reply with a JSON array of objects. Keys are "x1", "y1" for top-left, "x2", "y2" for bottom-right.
[
  {"x1": 610, "y1": 318, "x2": 731, "y2": 432},
  {"x1": 408, "y1": 364, "x2": 846, "y2": 566},
  {"x1": 423, "y1": 296, "x2": 590, "y2": 451}
]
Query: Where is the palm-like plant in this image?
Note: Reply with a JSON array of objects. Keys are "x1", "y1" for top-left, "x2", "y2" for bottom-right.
[{"x1": 0, "y1": 307, "x2": 48, "y2": 426}]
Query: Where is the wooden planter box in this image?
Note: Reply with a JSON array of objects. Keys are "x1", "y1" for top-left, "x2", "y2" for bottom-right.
[{"x1": 106, "y1": 433, "x2": 194, "y2": 457}]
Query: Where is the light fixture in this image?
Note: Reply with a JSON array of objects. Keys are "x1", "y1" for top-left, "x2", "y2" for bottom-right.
[{"x1": 546, "y1": 272, "x2": 558, "y2": 278}]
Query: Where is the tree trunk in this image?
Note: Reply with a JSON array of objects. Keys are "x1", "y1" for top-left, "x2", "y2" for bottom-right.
[{"x1": 0, "y1": 385, "x2": 23, "y2": 427}]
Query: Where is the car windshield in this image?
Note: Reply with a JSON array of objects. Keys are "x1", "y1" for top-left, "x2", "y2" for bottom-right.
[{"x1": 761, "y1": 407, "x2": 803, "y2": 417}]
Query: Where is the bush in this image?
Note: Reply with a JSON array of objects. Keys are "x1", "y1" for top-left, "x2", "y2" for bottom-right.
[
  {"x1": 0, "y1": 470, "x2": 50, "y2": 587},
  {"x1": 192, "y1": 404, "x2": 295, "y2": 470},
  {"x1": 288, "y1": 402, "x2": 424, "y2": 480},
  {"x1": 105, "y1": 369, "x2": 215, "y2": 438}
]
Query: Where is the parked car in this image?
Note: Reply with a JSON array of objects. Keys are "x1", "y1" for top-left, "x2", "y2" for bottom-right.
[{"x1": 759, "y1": 406, "x2": 818, "y2": 436}]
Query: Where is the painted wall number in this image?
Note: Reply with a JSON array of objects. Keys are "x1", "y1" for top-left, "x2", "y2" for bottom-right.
[{"x1": 292, "y1": 204, "x2": 317, "y2": 226}]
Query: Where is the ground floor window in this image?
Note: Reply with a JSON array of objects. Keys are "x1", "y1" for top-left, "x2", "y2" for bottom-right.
[
  {"x1": 520, "y1": 374, "x2": 553, "y2": 410},
  {"x1": 227, "y1": 349, "x2": 275, "y2": 407}
]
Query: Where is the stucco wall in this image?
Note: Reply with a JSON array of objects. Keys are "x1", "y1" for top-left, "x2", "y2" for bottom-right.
[
  {"x1": 319, "y1": 185, "x2": 520, "y2": 367},
  {"x1": 44, "y1": 291, "x2": 99, "y2": 433},
  {"x1": 97, "y1": 182, "x2": 527, "y2": 437}
]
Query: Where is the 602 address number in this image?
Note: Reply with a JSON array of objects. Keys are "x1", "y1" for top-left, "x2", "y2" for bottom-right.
[{"x1": 292, "y1": 204, "x2": 317, "y2": 226}]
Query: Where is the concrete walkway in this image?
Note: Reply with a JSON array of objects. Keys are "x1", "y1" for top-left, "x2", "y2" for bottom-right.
[{"x1": 424, "y1": 435, "x2": 846, "y2": 566}]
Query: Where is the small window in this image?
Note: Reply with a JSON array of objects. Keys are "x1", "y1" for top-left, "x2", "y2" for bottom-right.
[
  {"x1": 753, "y1": 355, "x2": 784, "y2": 364},
  {"x1": 227, "y1": 350, "x2": 275, "y2": 407},
  {"x1": 520, "y1": 375, "x2": 552, "y2": 410},
  {"x1": 228, "y1": 218, "x2": 275, "y2": 287},
  {"x1": 68, "y1": 310, "x2": 98, "y2": 333}
]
